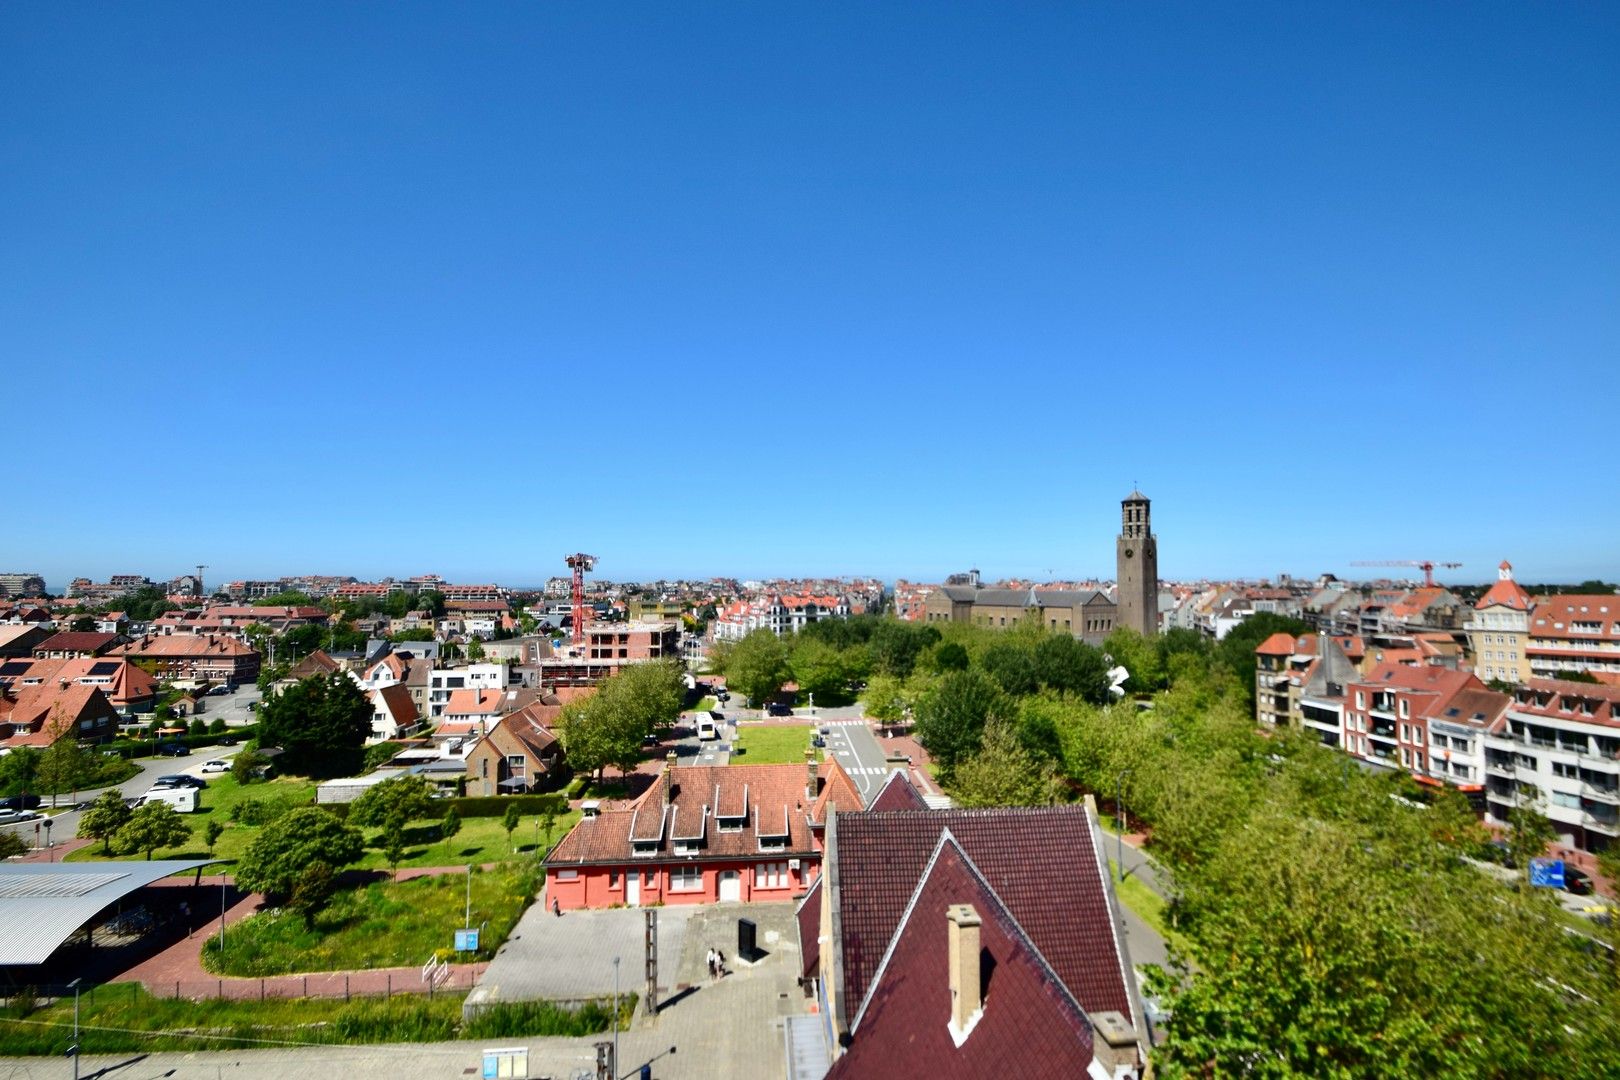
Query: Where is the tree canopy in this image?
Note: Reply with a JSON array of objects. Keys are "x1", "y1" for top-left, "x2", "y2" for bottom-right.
[
  {"x1": 726, "y1": 629, "x2": 792, "y2": 705},
  {"x1": 76, "y1": 789, "x2": 132, "y2": 854},
  {"x1": 257, "y1": 673, "x2": 373, "y2": 779},
  {"x1": 115, "y1": 802, "x2": 193, "y2": 859},
  {"x1": 347, "y1": 774, "x2": 437, "y2": 828},
  {"x1": 235, "y1": 807, "x2": 364, "y2": 899},
  {"x1": 557, "y1": 659, "x2": 685, "y2": 778},
  {"x1": 914, "y1": 668, "x2": 1007, "y2": 782}
]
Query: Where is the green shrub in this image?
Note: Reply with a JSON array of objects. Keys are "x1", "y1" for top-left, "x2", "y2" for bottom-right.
[{"x1": 463, "y1": 996, "x2": 628, "y2": 1039}]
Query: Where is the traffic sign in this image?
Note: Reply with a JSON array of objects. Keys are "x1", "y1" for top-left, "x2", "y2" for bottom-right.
[
  {"x1": 455, "y1": 927, "x2": 480, "y2": 951},
  {"x1": 1529, "y1": 857, "x2": 1565, "y2": 889}
]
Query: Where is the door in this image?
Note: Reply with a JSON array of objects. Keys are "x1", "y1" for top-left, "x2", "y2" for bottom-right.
[
  {"x1": 718, "y1": 869, "x2": 741, "y2": 903},
  {"x1": 627, "y1": 870, "x2": 640, "y2": 906}
]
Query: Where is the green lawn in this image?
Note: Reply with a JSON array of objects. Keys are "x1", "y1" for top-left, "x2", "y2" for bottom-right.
[
  {"x1": 68, "y1": 775, "x2": 579, "y2": 873},
  {"x1": 689, "y1": 695, "x2": 718, "y2": 713},
  {"x1": 732, "y1": 724, "x2": 818, "y2": 764},
  {"x1": 0, "y1": 982, "x2": 627, "y2": 1055},
  {"x1": 204, "y1": 862, "x2": 542, "y2": 975}
]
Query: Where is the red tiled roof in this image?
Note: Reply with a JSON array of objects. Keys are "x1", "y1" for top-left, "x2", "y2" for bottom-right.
[
  {"x1": 829, "y1": 835, "x2": 1097, "y2": 1079},
  {"x1": 548, "y1": 762, "x2": 821, "y2": 865},
  {"x1": 1255, "y1": 632, "x2": 1296, "y2": 657},
  {"x1": 797, "y1": 877, "x2": 823, "y2": 979},
  {"x1": 1529, "y1": 596, "x2": 1620, "y2": 641},
  {"x1": 831, "y1": 804, "x2": 1132, "y2": 1027},
  {"x1": 32, "y1": 632, "x2": 120, "y2": 655},
  {"x1": 809, "y1": 757, "x2": 864, "y2": 825},
  {"x1": 1476, "y1": 565, "x2": 1533, "y2": 611}
]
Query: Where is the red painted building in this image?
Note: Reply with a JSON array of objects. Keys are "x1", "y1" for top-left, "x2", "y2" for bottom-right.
[{"x1": 543, "y1": 755, "x2": 865, "y2": 911}]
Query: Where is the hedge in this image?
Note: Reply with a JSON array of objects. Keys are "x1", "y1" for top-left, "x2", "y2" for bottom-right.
[
  {"x1": 100, "y1": 725, "x2": 259, "y2": 760},
  {"x1": 452, "y1": 794, "x2": 569, "y2": 818}
]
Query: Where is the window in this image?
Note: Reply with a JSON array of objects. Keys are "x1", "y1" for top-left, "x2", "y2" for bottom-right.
[
  {"x1": 755, "y1": 862, "x2": 788, "y2": 889},
  {"x1": 1399, "y1": 699, "x2": 1410, "y2": 719},
  {"x1": 556, "y1": 869, "x2": 578, "y2": 880},
  {"x1": 1356, "y1": 692, "x2": 1365, "y2": 709},
  {"x1": 670, "y1": 866, "x2": 702, "y2": 892},
  {"x1": 1414, "y1": 752, "x2": 1423, "y2": 770},
  {"x1": 609, "y1": 871, "x2": 620, "y2": 889},
  {"x1": 1552, "y1": 791, "x2": 1582, "y2": 809}
]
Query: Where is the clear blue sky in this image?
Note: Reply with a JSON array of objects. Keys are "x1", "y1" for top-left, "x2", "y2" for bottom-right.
[{"x1": 4, "y1": 3, "x2": 1616, "y2": 589}]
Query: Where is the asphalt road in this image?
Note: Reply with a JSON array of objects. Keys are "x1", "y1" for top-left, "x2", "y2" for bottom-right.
[{"x1": 820, "y1": 717, "x2": 895, "y2": 801}]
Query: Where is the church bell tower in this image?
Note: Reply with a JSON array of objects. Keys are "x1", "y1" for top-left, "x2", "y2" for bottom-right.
[{"x1": 1116, "y1": 490, "x2": 1158, "y2": 637}]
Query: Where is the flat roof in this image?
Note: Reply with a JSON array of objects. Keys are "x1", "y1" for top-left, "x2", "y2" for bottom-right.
[{"x1": 0, "y1": 860, "x2": 214, "y2": 965}]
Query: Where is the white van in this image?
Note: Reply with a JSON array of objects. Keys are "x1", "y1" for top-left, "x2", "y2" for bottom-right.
[
  {"x1": 696, "y1": 717, "x2": 718, "y2": 741},
  {"x1": 138, "y1": 787, "x2": 197, "y2": 813}
]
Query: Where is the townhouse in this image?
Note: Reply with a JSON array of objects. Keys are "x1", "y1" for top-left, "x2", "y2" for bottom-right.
[
  {"x1": 0, "y1": 656, "x2": 158, "y2": 715},
  {"x1": 111, "y1": 633, "x2": 261, "y2": 686},
  {"x1": 544, "y1": 755, "x2": 865, "y2": 910},
  {"x1": 464, "y1": 704, "x2": 564, "y2": 795},
  {"x1": 0, "y1": 681, "x2": 120, "y2": 750},
  {"x1": 1525, "y1": 595, "x2": 1620, "y2": 682}
]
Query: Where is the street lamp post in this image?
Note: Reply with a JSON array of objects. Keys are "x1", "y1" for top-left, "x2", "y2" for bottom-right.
[
  {"x1": 67, "y1": 977, "x2": 80, "y2": 1080},
  {"x1": 1117, "y1": 769, "x2": 1131, "y2": 883},
  {"x1": 612, "y1": 955, "x2": 621, "y2": 1077},
  {"x1": 42, "y1": 817, "x2": 52, "y2": 862}
]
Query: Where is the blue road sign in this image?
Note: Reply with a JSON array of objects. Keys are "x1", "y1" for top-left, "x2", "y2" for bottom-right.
[
  {"x1": 1529, "y1": 857, "x2": 1565, "y2": 889},
  {"x1": 456, "y1": 928, "x2": 481, "y2": 951}
]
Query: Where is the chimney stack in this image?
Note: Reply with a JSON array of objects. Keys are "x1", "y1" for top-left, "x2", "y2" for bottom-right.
[
  {"x1": 1087, "y1": 1010, "x2": 1141, "y2": 1076},
  {"x1": 947, "y1": 904, "x2": 983, "y2": 1038},
  {"x1": 805, "y1": 747, "x2": 818, "y2": 800}
]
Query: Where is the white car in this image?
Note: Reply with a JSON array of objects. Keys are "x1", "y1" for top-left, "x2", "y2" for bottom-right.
[{"x1": 200, "y1": 760, "x2": 231, "y2": 774}]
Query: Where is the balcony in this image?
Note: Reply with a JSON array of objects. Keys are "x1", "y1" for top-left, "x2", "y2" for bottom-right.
[
  {"x1": 1580, "y1": 783, "x2": 1620, "y2": 804},
  {"x1": 1582, "y1": 813, "x2": 1620, "y2": 834},
  {"x1": 1485, "y1": 760, "x2": 1516, "y2": 779}
]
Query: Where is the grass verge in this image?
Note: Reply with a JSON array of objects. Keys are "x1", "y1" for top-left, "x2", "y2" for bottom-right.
[
  {"x1": 0, "y1": 984, "x2": 629, "y2": 1054},
  {"x1": 1108, "y1": 858, "x2": 1192, "y2": 958}
]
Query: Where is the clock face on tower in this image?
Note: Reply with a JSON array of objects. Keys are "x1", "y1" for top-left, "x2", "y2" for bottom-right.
[{"x1": 1124, "y1": 549, "x2": 1134, "y2": 559}]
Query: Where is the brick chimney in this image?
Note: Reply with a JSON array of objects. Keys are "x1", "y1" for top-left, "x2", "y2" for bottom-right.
[
  {"x1": 805, "y1": 747, "x2": 818, "y2": 801},
  {"x1": 664, "y1": 750, "x2": 677, "y2": 807},
  {"x1": 1087, "y1": 1010, "x2": 1141, "y2": 1077},
  {"x1": 947, "y1": 904, "x2": 983, "y2": 1041}
]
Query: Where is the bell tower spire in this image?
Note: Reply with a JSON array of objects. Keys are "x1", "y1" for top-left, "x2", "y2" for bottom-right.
[{"x1": 1116, "y1": 490, "x2": 1158, "y2": 637}]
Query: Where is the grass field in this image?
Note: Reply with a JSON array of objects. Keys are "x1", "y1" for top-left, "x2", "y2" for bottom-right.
[
  {"x1": 0, "y1": 982, "x2": 628, "y2": 1055},
  {"x1": 732, "y1": 724, "x2": 819, "y2": 764},
  {"x1": 66, "y1": 775, "x2": 580, "y2": 871},
  {"x1": 203, "y1": 862, "x2": 541, "y2": 975}
]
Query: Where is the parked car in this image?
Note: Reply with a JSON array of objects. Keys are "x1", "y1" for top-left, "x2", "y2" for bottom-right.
[
  {"x1": 158, "y1": 742, "x2": 189, "y2": 757},
  {"x1": 208, "y1": 684, "x2": 232, "y2": 696},
  {"x1": 716, "y1": 690, "x2": 730, "y2": 702},
  {"x1": 154, "y1": 774, "x2": 205, "y2": 790},
  {"x1": 200, "y1": 760, "x2": 231, "y2": 774},
  {"x1": 1564, "y1": 867, "x2": 1595, "y2": 896},
  {"x1": 0, "y1": 795, "x2": 41, "y2": 811},
  {"x1": 766, "y1": 703, "x2": 794, "y2": 717},
  {"x1": 218, "y1": 736, "x2": 238, "y2": 746},
  {"x1": 811, "y1": 734, "x2": 826, "y2": 748},
  {"x1": 0, "y1": 809, "x2": 41, "y2": 825}
]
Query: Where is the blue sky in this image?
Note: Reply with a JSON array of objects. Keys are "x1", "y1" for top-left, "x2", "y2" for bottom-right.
[{"x1": 4, "y1": 3, "x2": 1616, "y2": 589}]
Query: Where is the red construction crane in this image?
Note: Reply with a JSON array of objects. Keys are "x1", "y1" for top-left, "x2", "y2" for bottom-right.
[
  {"x1": 1350, "y1": 560, "x2": 1462, "y2": 588},
  {"x1": 564, "y1": 553, "x2": 598, "y2": 646}
]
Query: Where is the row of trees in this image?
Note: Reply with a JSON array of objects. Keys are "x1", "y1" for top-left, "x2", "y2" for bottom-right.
[{"x1": 896, "y1": 613, "x2": 1620, "y2": 1075}]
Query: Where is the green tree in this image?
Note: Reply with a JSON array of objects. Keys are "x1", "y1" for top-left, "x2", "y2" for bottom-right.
[
  {"x1": 950, "y1": 721, "x2": 1054, "y2": 808},
  {"x1": 540, "y1": 802, "x2": 559, "y2": 853},
  {"x1": 728, "y1": 629, "x2": 792, "y2": 706},
  {"x1": 1214, "y1": 611, "x2": 1312, "y2": 708},
  {"x1": 348, "y1": 775, "x2": 437, "y2": 828},
  {"x1": 235, "y1": 808, "x2": 364, "y2": 900},
  {"x1": 1507, "y1": 801, "x2": 1556, "y2": 891},
  {"x1": 0, "y1": 831, "x2": 29, "y2": 859},
  {"x1": 502, "y1": 803, "x2": 522, "y2": 851},
  {"x1": 928, "y1": 641, "x2": 970, "y2": 673},
  {"x1": 114, "y1": 802, "x2": 193, "y2": 860},
  {"x1": 383, "y1": 818, "x2": 407, "y2": 879},
  {"x1": 867, "y1": 620, "x2": 940, "y2": 678},
  {"x1": 1033, "y1": 634, "x2": 1110, "y2": 702},
  {"x1": 981, "y1": 640, "x2": 1039, "y2": 697},
  {"x1": 441, "y1": 805, "x2": 462, "y2": 855},
  {"x1": 913, "y1": 668, "x2": 1006, "y2": 782},
  {"x1": 467, "y1": 636, "x2": 485, "y2": 661},
  {"x1": 0, "y1": 747, "x2": 42, "y2": 802},
  {"x1": 77, "y1": 789, "x2": 133, "y2": 853},
  {"x1": 288, "y1": 860, "x2": 337, "y2": 928},
  {"x1": 204, "y1": 819, "x2": 224, "y2": 856},
  {"x1": 863, "y1": 674, "x2": 909, "y2": 726},
  {"x1": 70, "y1": 615, "x2": 97, "y2": 633},
  {"x1": 37, "y1": 732, "x2": 93, "y2": 803},
  {"x1": 232, "y1": 749, "x2": 266, "y2": 786},
  {"x1": 790, "y1": 638, "x2": 848, "y2": 703},
  {"x1": 257, "y1": 673, "x2": 373, "y2": 779},
  {"x1": 557, "y1": 660, "x2": 685, "y2": 779}
]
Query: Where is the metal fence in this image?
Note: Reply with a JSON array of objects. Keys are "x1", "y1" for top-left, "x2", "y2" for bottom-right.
[{"x1": 4, "y1": 967, "x2": 483, "y2": 1007}]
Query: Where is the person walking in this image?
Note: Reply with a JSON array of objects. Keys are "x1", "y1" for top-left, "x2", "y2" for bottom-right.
[
  {"x1": 552, "y1": 898, "x2": 561, "y2": 917},
  {"x1": 706, "y1": 948, "x2": 717, "y2": 980},
  {"x1": 715, "y1": 948, "x2": 727, "y2": 978}
]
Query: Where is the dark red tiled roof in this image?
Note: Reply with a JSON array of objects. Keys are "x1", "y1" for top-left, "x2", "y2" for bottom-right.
[
  {"x1": 828, "y1": 836, "x2": 1095, "y2": 1079},
  {"x1": 797, "y1": 877, "x2": 823, "y2": 979},
  {"x1": 864, "y1": 770, "x2": 929, "y2": 812},
  {"x1": 832, "y1": 805, "x2": 1131, "y2": 1024},
  {"x1": 32, "y1": 632, "x2": 120, "y2": 654}
]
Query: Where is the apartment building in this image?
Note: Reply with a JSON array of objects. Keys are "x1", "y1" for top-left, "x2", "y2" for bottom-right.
[
  {"x1": 1466, "y1": 561, "x2": 1534, "y2": 685},
  {"x1": 111, "y1": 634, "x2": 261, "y2": 685},
  {"x1": 1526, "y1": 595, "x2": 1620, "y2": 681},
  {"x1": 1253, "y1": 632, "x2": 1366, "y2": 729},
  {"x1": 1482, "y1": 680, "x2": 1620, "y2": 854}
]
